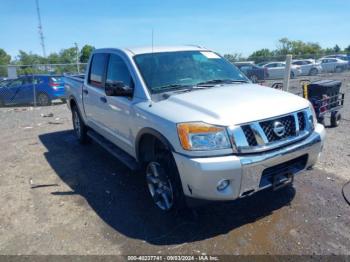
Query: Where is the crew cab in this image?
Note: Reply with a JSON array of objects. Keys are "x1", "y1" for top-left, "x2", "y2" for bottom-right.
[{"x1": 64, "y1": 46, "x2": 325, "y2": 212}]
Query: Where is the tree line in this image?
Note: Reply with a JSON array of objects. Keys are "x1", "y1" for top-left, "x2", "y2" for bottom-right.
[
  {"x1": 0, "y1": 44, "x2": 94, "y2": 76},
  {"x1": 224, "y1": 38, "x2": 350, "y2": 63},
  {"x1": 1, "y1": 38, "x2": 350, "y2": 76}
]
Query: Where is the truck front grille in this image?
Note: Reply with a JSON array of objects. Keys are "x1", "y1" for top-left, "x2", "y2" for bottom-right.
[
  {"x1": 233, "y1": 109, "x2": 312, "y2": 152},
  {"x1": 241, "y1": 125, "x2": 258, "y2": 146},
  {"x1": 297, "y1": 112, "x2": 306, "y2": 131},
  {"x1": 260, "y1": 115, "x2": 296, "y2": 141}
]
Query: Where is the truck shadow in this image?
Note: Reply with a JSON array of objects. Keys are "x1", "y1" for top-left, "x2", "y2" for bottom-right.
[{"x1": 39, "y1": 130, "x2": 295, "y2": 245}]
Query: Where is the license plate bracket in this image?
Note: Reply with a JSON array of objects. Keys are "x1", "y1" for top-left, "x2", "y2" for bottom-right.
[{"x1": 272, "y1": 173, "x2": 294, "y2": 191}]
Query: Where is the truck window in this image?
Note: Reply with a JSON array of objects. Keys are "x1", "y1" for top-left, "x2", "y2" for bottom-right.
[
  {"x1": 106, "y1": 54, "x2": 133, "y2": 88},
  {"x1": 88, "y1": 53, "x2": 108, "y2": 88}
]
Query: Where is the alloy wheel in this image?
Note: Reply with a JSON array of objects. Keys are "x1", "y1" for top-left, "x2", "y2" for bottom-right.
[{"x1": 146, "y1": 161, "x2": 174, "y2": 211}]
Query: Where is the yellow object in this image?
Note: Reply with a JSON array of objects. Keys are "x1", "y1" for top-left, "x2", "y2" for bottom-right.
[
  {"x1": 303, "y1": 83, "x2": 309, "y2": 99},
  {"x1": 177, "y1": 122, "x2": 224, "y2": 150}
]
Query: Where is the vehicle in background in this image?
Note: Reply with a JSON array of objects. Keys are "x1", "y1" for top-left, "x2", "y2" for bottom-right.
[
  {"x1": 234, "y1": 62, "x2": 268, "y2": 82},
  {"x1": 323, "y1": 54, "x2": 350, "y2": 69},
  {"x1": 256, "y1": 62, "x2": 269, "y2": 67},
  {"x1": 0, "y1": 75, "x2": 65, "y2": 107},
  {"x1": 262, "y1": 62, "x2": 302, "y2": 79},
  {"x1": 292, "y1": 59, "x2": 322, "y2": 76},
  {"x1": 317, "y1": 58, "x2": 348, "y2": 73},
  {"x1": 0, "y1": 77, "x2": 7, "y2": 82},
  {"x1": 64, "y1": 46, "x2": 325, "y2": 212}
]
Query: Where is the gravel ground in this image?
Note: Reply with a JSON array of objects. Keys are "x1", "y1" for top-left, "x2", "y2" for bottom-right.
[{"x1": 0, "y1": 72, "x2": 349, "y2": 255}]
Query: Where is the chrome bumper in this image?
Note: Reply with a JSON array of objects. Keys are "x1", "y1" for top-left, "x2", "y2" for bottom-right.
[{"x1": 173, "y1": 124, "x2": 325, "y2": 201}]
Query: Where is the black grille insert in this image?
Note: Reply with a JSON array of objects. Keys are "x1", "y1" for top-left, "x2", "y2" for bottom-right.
[
  {"x1": 297, "y1": 112, "x2": 306, "y2": 131},
  {"x1": 241, "y1": 125, "x2": 258, "y2": 146},
  {"x1": 260, "y1": 115, "x2": 296, "y2": 142}
]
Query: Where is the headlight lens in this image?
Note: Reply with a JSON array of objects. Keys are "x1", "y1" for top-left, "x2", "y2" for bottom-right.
[
  {"x1": 177, "y1": 122, "x2": 231, "y2": 150},
  {"x1": 308, "y1": 103, "x2": 317, "y2": 129}
]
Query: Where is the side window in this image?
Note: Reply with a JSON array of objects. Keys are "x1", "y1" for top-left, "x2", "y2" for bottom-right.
[
  {"x1": 106, "y1": 54, "x2": 133, "y2": 88},
  {"x1": 8, "y1": 79, "x2": 23, "y2": 88},
  {"x1": 88, "y1": 53, "x2": 108, "y2": 88},
  {"x1": 266, "y1": 63, "x2": 275, "y2": 68}
]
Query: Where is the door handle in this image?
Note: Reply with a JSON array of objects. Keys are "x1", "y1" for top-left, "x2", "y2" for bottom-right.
[
  {"x1": 100, "y1": 97, "x2": 107, "y2": 103},
  {"x1": 83, "y1": 89, "x2": 88, "y2": 95}
]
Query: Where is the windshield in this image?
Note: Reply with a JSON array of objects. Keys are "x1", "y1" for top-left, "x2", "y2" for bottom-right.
[{"x1": 134, "y1": 51, "x2": 248, "y2": 93}]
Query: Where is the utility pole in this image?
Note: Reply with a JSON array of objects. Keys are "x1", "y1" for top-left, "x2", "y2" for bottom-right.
[
  {"x1": 74, "y1": 42, "x2": 80, "y2": 74},
  {"x1": 35, "y1": 0, "x2": 46, "y2": 58}
]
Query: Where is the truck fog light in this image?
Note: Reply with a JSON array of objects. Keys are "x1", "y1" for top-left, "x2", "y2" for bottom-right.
[{"x1": 217, "y1": 179, "x2": 230, "y2": 191}]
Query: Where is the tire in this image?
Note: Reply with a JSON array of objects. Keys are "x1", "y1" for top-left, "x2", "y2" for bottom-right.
[
  {"x1": 72, "y1": 105, "x2": 88, "y2": 144},
  {"x1": 145, "y1": 143, "x2": 186, "y2": 212},
  {"x1": 37, "y1": 93, "x2": 51, "y2": 106},
  {"x1": 330, "y1": 111, "x2": 341, "y2": 127},
  {"x1": 290, "y1": 71, "x2": 295, "y2": 79},
  {"x1": 0, "y1": 97, "x2": 4, "y2": 107},
  {"x1": 250, "y1": 75, "x2": 258, "y2": 83},
  {"x1": 309, "y1": 68, "x2": 318, "y2": 76},
  {"x1": 335, "y1": 66, "x2": 343, "y2": 73}
]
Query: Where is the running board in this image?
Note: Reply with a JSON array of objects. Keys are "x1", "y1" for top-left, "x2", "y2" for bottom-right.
[{"x1": 87, "y1": 130, "x2": 140, "y2": 171}]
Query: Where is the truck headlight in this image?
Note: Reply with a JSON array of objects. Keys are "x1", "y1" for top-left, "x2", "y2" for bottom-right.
[{"x1": 177, "y1": 122, "x2": 231, "y2": 151}]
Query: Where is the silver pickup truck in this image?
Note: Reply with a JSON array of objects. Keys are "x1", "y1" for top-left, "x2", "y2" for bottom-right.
[{"x1": 64, "y1": 46, "x2": 325, "y2": 212}]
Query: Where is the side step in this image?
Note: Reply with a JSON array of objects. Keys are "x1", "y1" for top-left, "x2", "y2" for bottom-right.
[{"x1": 87, "y1": 130, "x2": 140, "y2": 171}]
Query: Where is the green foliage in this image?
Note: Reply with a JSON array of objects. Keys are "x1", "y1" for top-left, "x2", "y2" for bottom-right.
[
  {"x1": 345, "y1": 45, "x2": 350, "y2": 54},
  {"x1": 80, "y1": 45, "x2": 95, "y2": 63},
  {"x1": 0, "y1": 48, "x2": 11, "y2": 76},
  {"x1": 333, "y1": 44, "x2": 341, "y2": 53},
  {"x1": 223, "y1": 53, "x2": 242, "y2": 63}
]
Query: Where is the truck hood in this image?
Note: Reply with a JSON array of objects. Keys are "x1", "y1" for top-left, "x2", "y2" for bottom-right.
[{"x1": 152, "y1": 84, "x2": 310, "y2": 126}]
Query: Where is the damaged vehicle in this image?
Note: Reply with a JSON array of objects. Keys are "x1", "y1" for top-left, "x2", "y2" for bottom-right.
[{"x1": 64, "y1": 46, "x2": 325, "y2": 211}]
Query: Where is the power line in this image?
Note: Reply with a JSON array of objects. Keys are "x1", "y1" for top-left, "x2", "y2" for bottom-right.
[{"x1": 35, "y1": 0, "x2": 46, "y2": 58}]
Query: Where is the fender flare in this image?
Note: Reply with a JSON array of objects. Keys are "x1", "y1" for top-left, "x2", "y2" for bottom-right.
[{"x1": 135, "y1": 127, "x2": 175, "y2": 162}]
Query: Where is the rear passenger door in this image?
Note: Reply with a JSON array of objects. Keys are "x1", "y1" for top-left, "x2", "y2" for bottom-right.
[{"x1": 83, "y1": 53, "x2": 109, "y2": 132}]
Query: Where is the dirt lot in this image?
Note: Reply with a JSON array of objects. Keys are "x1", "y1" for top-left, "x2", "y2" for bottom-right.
[{"x1": 0, "y1": 72, "x2": 350, "y2": 255}]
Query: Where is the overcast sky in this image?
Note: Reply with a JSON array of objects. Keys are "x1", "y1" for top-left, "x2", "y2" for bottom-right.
[{"x1": 1, "y1": 0, "x2": 349, "y2": 58}]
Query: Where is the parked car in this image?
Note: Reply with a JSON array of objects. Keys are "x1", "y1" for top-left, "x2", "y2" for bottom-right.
[
  {"x1": 317, "y1": 58, "x2": 348, "y2": 73},
  {"x1": 234, "y1": 62, "x2": 268, "y2": 82},
  {"x1": 64, "y1": 46, "x2": 325, "y2": 212},
  {"x1": 292, "y1": 59, "x2": 322, "y2": 76},
  {"x1": 263, "y1": 62, "x2": 302, "y2": 79},
  {"x1": 0, "y1": 75, "x2": 64, "y2": 107},
  {"x1": 323, "y1": 54, "x2": 350, "y2": 69}
]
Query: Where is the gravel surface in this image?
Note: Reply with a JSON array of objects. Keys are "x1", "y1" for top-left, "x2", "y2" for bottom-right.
[{"x1": 0, "y1": 72, "x2": 349, "y2": 255}]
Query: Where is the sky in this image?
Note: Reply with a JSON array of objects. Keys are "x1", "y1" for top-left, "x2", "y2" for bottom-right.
[{"x1": 1, "y1": 0, "x2": 350, "y2": 59}]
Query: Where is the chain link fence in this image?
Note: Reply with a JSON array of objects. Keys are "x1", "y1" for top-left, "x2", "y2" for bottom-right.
[{"x1": 0, "y1": 56, "x2": 349, "y2": 132}]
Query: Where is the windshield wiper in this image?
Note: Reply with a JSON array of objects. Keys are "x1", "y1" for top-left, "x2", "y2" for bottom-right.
[
  {"x1": 152, "y1": 84, "x2": 193, "y2": 93},
  {"x1": 196, "y1": 79, "x2": 248, "y2": 86}
]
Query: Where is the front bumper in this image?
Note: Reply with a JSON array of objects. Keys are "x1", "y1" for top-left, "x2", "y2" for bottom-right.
[{"x1": 173, "y1": 124, "x2": 325, "y2": 201}]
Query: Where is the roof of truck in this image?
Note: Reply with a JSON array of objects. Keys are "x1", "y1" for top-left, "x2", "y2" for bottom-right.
[{"x1": 124, "y1": 45, "x2": 209, "y2": 55}]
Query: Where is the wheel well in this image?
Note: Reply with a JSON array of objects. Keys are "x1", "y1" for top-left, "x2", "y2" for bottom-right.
[
  {"x1": 69, "y1": 98, "x2": 77, "y2": 109},
  {"x1": 137, "y1": 133, "x2": 171, "y2": 164}
]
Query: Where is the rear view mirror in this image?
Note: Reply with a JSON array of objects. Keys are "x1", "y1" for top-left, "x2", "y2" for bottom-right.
[{"x1": 105, "y1": 81, "x2": 133, "y2": 97}]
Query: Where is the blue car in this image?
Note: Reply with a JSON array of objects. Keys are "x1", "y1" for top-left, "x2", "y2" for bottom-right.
[{"x1": 0, "y1": 75, "x2": 65, "y2": 106}]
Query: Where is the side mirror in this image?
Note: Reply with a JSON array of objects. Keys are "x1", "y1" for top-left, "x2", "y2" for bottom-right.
[{"x1": 105, "y1": 81, "x2": 133, "y2": 97}]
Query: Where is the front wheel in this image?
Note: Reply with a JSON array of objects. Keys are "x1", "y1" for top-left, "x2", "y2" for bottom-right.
[
  {"x1": 145, "y1": 147, "x2": 186, "y2": 212},
  {"x1": 72, "y1": 106, "x2": 88, "y2": 144},
  {"x1": 37, "y1": 93, "x2": 51, "y2": 106},
  {"x1": 290, "y1": 71, "x2": 295, "y2": 79},
  {"x1": 309, "y1": 68, "x2": 318, "y2": 76},
  {"x1": 335, "y1": 66, "x2": 343, "y2": 73}
]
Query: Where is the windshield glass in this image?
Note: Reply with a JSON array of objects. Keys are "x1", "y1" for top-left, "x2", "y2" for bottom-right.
[{"x1": 134, "y1": 51, "x2": 248, "y2": 93}]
